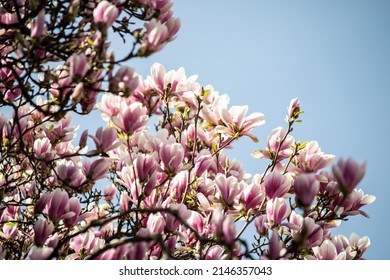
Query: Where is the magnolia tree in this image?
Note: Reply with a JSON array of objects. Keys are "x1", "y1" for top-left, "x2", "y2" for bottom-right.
[{"x1": 0, "y1": 0, "x2": 375, "y2": 260}]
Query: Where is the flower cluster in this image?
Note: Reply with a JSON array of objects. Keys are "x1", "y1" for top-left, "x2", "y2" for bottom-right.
[
  {"x1": 0, "y1": 0, "x2": 375, "y2": 260},
  {"x1": 0, "y1": 0, "x2": 180, "y2": 114}
]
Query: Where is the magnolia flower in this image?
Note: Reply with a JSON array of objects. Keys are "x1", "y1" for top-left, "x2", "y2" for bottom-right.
[
  {"x1": 334, "y1": 189, "x2": 376, "y2": 217},
  {"x1": 252, "y1": 127, "x2": 294, "y2": 160},
  {"x1": 143, "y1": 19, "x2": 169, "y2": 53},
  {"x1": 294, "y1": 173, "x2": 320, "y2": 207},
  {"x1": 295, "y1": 141, "x2": 334, "y2": 173},
  {"x1": 31, "y1": 9, "x2": 46, "y2": 38},
  {"x1": 35, "y1": 189, "x2": 72, "y2": 222},
  {"x1": 34, "y1": 219, "x2": 54, "y2": 246},
  {"x1": 264, "y1": 230, "x2": 287, "y2": 259},
  {"x1": 264, "y1": 171, "x2": 291, "y2": 199},
  {"x1": 215, "y1": 174, "x2": 243, "y2": 206},
  {"x1": 147, "y1": 213, "x2": 165, "y2": 234},
  {"x1": 148, "y1": 62, "x2": 198, "y2": 95},
  {"x1": 159, "y1": 142, "x2": 185, "y2": 174},
  {"x1": 56, "y1": 160, "x2": 86, "y2": 187},
  {"x1": 85, "y1": 158, "x2": 110, "y2": 181},
  {"x1": 69, "y1": 230, "x2": 105, "y2": 258},
  {"x1": 254, "y1": 215, "x2": 268, "y2": 236},
  {"x1": 103, "y1": 185, "x2": 116, "y2": 202},
  {"x1": 119, "y1": 192, "x2": 131, "y2": 213},
  {"x1": 266, "y1": 197, "x2": 291, "y2": 226},
  {"x1": 187, "y1": 211, "x2": 205, "y2": 234},
  {"x1": 311, "y1": 239, "x2": 346, "y2": 260},
  {"x1": 90, "y1": 127, "x2": 120, "y2": 153},
  {"x1": 33, "y1": 137, "x2": 53, "y2": 160},
  {"x1": 240, "y1": 182, "x2": 264, "y2": 211},
  {"x1": 109, "y1": 66, "x2": 139, "y2": 96},
  {"x1": 26, "y1": 246, "x2": 53, "y2": 260},
  {"x1": 222, "y1": 215, "x2": 237, "y2": 245},
  {"x1": 287, "y1": 98, "x2": 300, "y2": 119},
  {"x1": 97, "y1": 93, "x2": 122, "y2": 120},
  {"x1": 215, "y1": 105, "x2": 265, "y2": 142},
  {"x1": 93, "y1": 0, "x2": 119, "y2": 27},
  {"x1": 205, "y1": 245, "x2": 226, "y2": 260},
  {"x1": 111, "y1": 101, "x2": 148, "y2": 135},
  {"x1": 162, "y1": 204, "x2": 191, "y2": 232},
  {"x1": 68, "y1": 53, "x2": 89, "y2": 81},
  {"x1": 193, "y1": 154, "x2": 213, "y2": 177},
  {"x1": 332, "y1": 157, "x2": 366, "y2": 195}
]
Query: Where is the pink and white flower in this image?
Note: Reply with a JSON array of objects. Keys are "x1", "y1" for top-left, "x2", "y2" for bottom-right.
[
  {"x1": 266, "y1": 197, "x2": 291, "y2": 226},
  {"x1": 93, "y1": 0, "x2": 119, "y2": 27},
  {"x1": 332, "y1": 157, "x2": 366, "y2": 195},
  {"x1": 111, "y1": 101, "x2": 148, "y2": 135},
  {"x1": 295, "y1": 141, "x2": 334, "y2": 173}
]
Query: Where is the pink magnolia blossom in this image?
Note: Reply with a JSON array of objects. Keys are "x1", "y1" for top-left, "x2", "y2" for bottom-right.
[
  {"x1": 63, "y1": 197, "x2": 92, "y2": 227},
  {"x1": 3, "y1": 224, "x2": 18, "y2": 239},
  {"x1": 295, "y1": 141, "x2": 335, "y2": 173},
  {"x1": 34, "y1": 219, "x2": 54, "y2": 246},
  {"x1": 266, "y1": 197, "x2": 291, "y2": 226},
  {"x1": 31, "y1": 9, "x2": 46, "y2": 38},
  {"x1": 134, "y1": 153, "x2": 157, "y2": 183},
  {"x1": 97, "y1": 93, "x2": 122, "y2": 120},
  {"x1": 294, "y1": 173, "x2": 320, "y2": 207},
  {"x1": 56, "y1": 160, "x2": 86, "y2": 187},
  {"x1": 348, "y1": 233, "x2": 371, "y2": 257},
  {"x1": 90, "y1": 127, "x2": 120, "y2": 153},
  {"x1": 33, "y1": 137, "x2": 53, "y2": 160},
  {"x1": 332, "y1": 157, "x2": 366, "y2": 195},
  {"x1": 85, "y1": 158, "x2": 110, "y2": 181},
  {"x1": 215, "y1": 105, "x2": 265, "y2": 142},
  {"x1": 68, "y1": 53, "x2": 89, "y2": 81},
  {"x1": 264, "y1": 171, "x2": 291, "y2": 199},
  {"x1": 300, "y1": 218, "x2": 323, "y2": 248},
  {"x1": 159, "y1": 142, "x2": 185, "y2": 174},
  {"x1": 119, "y1": 192, "x2": 131, "y2": 213},
  {"x1": 215, "y1": 174, "x2": 243, "y2": 206},
  {"x1": 240, "y1": 182, "x2": 264, "y2": 211},
  {"x1": 69, "y1": 230, "x2": 105, "y2": 258},
  {"x1": 252, "y1": 127, "x2": 294, "y2": 160},
  {"x1": 50, "y1": 67, "x2": 72, "y2": 98},
  {"x1": 222, "y1": 215, "x2": 237, "y2": 245},
  {"x1": 143, "y1": 19, "x2": 169, "y2": 53},
  {"x1": 26, "y1": 246, "x2": 53, "y2": 260},
  {"x1": 187, "y1": 211, "x2": 205, "y2": 234},
  {"x1": 0, "y1": 12, "x2": 18, "y2": 25},
  {"x1": 264, "y1": 229, "x2": 287, "y2": 260},
  {"x1": 200, "y1": 95, "x2": 230, "y2": 128},
  {"x1": 311, "y1": 239, "x2": 345, "y2": 260},
  {"x1": 111, "y1": 101, "x2": 148, "y2": 135},
  {"x1": 109, "y1": 66, "x2": 139, "y2": 96},
  {"x1": 35, "y1": 189, "x2": 73, "y2": 222},
  {"x1": 254, "y1": 215, "x2": 268, "y2": 236},
  {"x1": 162, "y1": 204, "x2": 191, "y2": 232},
  {"x1": 333, "y1": 189, "x2": 376, "y2": 217},
  {"x1": 93, "y1": 0, "x2": 119, "y2": 27},
  {"x1": 287, "y1": 98, "x2": 300, "y2": 119},
  {"x1": 103, "y1": 185, "x2": 116, "y2": 202},
  {"x1": 193, "y1": 154, "x2": 213, "y2": 177},
  {"x1": 205, "y1": 245, "x2": 226, "y2": 260},
  {"x1": 147, "y1": 213, "x2": 165, "y2": 234},
  {"x1": 148, "y1": 62, "x2": 198, "y2": 95}
]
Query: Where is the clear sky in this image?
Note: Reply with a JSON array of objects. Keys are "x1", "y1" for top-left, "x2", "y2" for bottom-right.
[{"x1": 95, "y1": 0, "x2": 389, "y2": 259}]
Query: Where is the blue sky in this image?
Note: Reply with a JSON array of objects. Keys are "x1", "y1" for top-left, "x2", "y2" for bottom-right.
[{"x1": 97, "y1": 0, "x2": 389, "y2": 259}]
